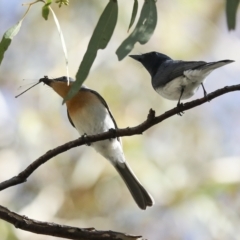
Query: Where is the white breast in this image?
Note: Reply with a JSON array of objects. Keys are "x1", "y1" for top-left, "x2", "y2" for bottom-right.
[
  {"x1": 70, "y1": 102, "x2": 125, "y2": 165},
  {"x1": 155, "y1": 69, "x2": 212, "y2": 101}
]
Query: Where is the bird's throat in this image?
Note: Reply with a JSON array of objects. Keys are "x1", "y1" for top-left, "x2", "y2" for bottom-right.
[{"x1": 51, "y1": 82, "x2": 71, "y2": 99}]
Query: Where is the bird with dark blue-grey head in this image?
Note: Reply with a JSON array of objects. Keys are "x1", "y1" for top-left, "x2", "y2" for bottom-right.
[{"x1": 130, "y1": 52, "x2": 234, "y2": 111}]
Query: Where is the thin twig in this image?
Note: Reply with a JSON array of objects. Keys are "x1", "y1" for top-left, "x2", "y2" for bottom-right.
[
  {"x1": 21, "y1": 0, "x2": 43, "y2": 21},
  {"x1": 0, "y1": 205, "x2": 141, "y2": 240}
]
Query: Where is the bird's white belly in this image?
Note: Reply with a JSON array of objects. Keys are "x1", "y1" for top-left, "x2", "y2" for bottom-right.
[
  {"x1": 155, "y1": 75, "x2": 205, "y2": 101},
  {"x1": 70, "y1": 105, "x2": 125, "y2": 164}
]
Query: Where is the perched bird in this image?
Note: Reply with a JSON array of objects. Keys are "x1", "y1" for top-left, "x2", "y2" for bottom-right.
[
  {"x1": 130, "y1": 52, "x2": 234, "y2": 106},
  {"x1": 40, "y1": 76, "x2": 154, "y2": 210}
]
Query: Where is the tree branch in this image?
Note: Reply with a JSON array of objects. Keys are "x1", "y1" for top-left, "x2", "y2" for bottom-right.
[
  {"x1": 0, "y1": 205, "x2": 141, "y2": 240},
  {"x1": 0, "y1": 84, "x2": 239, "y2": 192}
]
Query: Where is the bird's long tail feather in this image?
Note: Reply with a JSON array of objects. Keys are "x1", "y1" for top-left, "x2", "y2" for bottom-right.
[
  {"x1": 199, "y1": 60, "x2": 234, "y2": 71},
  {"x1": 114, "y1": 162, "x2": 154, "y2": 210}
]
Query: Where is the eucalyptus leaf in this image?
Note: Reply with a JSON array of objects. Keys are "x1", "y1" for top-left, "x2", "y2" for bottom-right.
[
  {"x1": 64, "y1": 0, "x2": 118, "y2": 102},
  {"x1": 42, "y1": 4, "x2": 50, "y2": 20},
  {"x1": 128, "y1": 0, "x2": 138, "y2": 32},
  {"x1": 116, "y1": 0, "x2": 157, "y2": 60},
  {"x1": 138, "y1": 0, "x2": 157, "y2": 44},
  {"x1": 0, "y1": 20, "x2": 22, "y2": 65},
  {"x1": 42, "y1": 0, "x2": 52, "y2": 20},
  {"x1": 226, "y1": 0, "x2": 239, "y2": 30},
  {"x1": 56, "y1": 0, "x2": 69, "y2": 8}
]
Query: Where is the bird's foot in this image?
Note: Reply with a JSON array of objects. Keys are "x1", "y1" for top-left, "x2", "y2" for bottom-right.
[
  {"x1": 177, "y1": 111, "x2": 184, "y2": 116},
  {"x1": 177, "y1": 102, "x2": 184, "y2": 116},
  {"x1": 82, "y1": 133, "x2": 91, "y2": 146}
]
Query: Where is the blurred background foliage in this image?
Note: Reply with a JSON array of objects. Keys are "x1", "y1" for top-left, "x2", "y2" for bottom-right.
[{"x1": 0, "y1": 0, "x2": 240, "y2": 239}]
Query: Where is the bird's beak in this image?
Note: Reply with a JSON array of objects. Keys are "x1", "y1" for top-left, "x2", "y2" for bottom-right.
[
  {"x1": 39, "y1": 76, "x2": 52, "y2": 86},
  {"x1": 40, "y1": 76, "x2": 72, "y2": 99},
  {"x1": 129, "y1": 54, "x2": 143, "y2": 62},
  {"x1": 39, "y1": 76, "x2": 69, "y2": 86}
]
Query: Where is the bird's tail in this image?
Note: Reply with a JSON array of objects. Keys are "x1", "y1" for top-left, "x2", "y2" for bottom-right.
[
  {"x1": 200, "y1": 60, "x2": 234, "y2": 71},
  {"x1": 114, "y1": 162, "x2": 154, "y2": 210}
]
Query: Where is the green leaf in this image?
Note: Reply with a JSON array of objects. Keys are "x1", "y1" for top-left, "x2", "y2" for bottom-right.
[
  {"x1": 116, "y1": 0, "x2": 157, "y2": 60},
  {"x1": 42, "y1": 0, "x2": 52, "y2": 20},
  {"x1": 55, "y1": 0, "x2": 69, "y2": 8},
  {"x1": 226, "y1": 0, "x2": 239, "y2": 30},
  {"x1": 0, "y1": 21, "x2": 22, "y2": 65},
  {"x1": 87, "y1": 0, "x2": 118, "y2": 51},
  {"x1": 42, "y1": 3, "x2": 51, "y2": 20},
  {"x1": 128, "y1": 0, "x2": 138, "y2": 32},
  {"x1": 137, "y1": 0, "x2": 157, "y2": 44},
  {"x1": 64, "y1": 0, "x2": 118, "y2": 102},
  {"x1": 42, "y1": 6, "x2": 50, "y2": 20}
]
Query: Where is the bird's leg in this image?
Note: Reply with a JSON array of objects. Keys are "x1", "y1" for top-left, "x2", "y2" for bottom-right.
[
  {"x1": 177, "y1": 87, "x2": 185, "y2": 116},
  {"x1": 201, "y1": 83, "x2": 207, "y2": 97},
  {"x1": 201, "y1": 83, "x2": 210, "y2": 102},
  {"x1": 177, "y1": 87, "x2": 184, "y2": 107}
]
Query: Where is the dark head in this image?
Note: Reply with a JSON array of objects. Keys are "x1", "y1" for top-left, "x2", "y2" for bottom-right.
[
  {"x1": 129, "y1": 52, "x2": 172, "y2": 77},
  {"x1": 40, "y1": 76, "x2": 75, "y2": 99},
  {"x1": 40, "y1": 76, "x2": 75, "y2": 86}
]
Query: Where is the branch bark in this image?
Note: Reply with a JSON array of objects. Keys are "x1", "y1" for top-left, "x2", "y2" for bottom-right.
[
  {"x1": 0, "y1": 84, "x2": 239, "y2": 239},
  {"x1": 0, "y1": 205, "x2": 141, "y2": 240},
  {"x1": 0, "y1": 84, "x2": 239, "y2": 192}
]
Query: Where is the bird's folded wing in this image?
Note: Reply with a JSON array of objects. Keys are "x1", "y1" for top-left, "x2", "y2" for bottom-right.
[{"x1": 153, "y1": 60, "x2": 206, "y2": 87}]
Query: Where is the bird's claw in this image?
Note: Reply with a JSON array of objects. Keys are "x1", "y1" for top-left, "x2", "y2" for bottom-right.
[
  {"x1": 177, "y1": 111, "x2": 184, "y2": 116},
  {"x1": 177, "y1": 102, "x2": 184, "y2": 116}
]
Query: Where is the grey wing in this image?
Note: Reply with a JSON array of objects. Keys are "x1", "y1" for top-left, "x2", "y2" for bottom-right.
[
  {"x1": 154, "y1": 60, "x2": 207, "y2": 87},
  {"x1": 168, "y1": 61, "x2": 207, "y2": 80}
]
